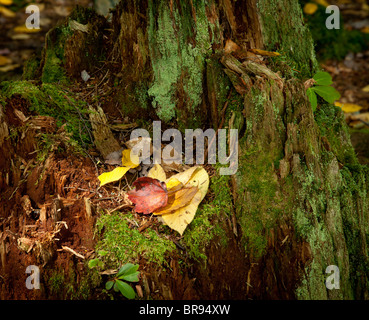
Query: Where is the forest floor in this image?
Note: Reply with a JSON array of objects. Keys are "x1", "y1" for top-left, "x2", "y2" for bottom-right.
[{"x1": 0, "y1": 0, "x2": 368, "y2": 299}]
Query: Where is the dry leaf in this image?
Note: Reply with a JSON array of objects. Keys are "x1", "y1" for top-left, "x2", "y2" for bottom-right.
[
  {"x1": 14, "y1": 25, "x2": 41, "y2": 33},
  {"x1": 153, "y1": 186, "x2": 199, "y2": 216},
  {"x1": 335, "y1": 102, "x2": 363, "y2": 113},
  {"x1": 159, "y1": 166, "x2": 210, "y2": 235},
  {"x1": 312, "y1": 0, "x2": 329, "y2": 7},
  {"x1": 303, "y1": 3, "x2": 318, "y2": 15},
  {"x1": 127, "y1": 177, "x2": 168, "y2": 214},
  {"x1": 0, "y1": 5, "x2": 16, "y2": 18},
  {"x1": 98, "y1": 166, "x2": 130, "y2": 187},
  {"x1": 121, "y1": 149, "x2": 140, "y2": 168},
  {"x1": 160, "y1": 190, "x2": 203, "y2": 236},
  {"x1": 350, "y1": 113, "x2": 369, "y2": 123},
  {"x1": 148, "y1": 164, "x2": 166, "y2": 181},
  {"x1": 362, "y1": 85, "x2": 369, "y2": 93},
  {"x1": 98, "y1": 149, "x2": 140, "y2": 186},
  {"x1": 0, "y1": 55, "x2": 11, "y2": 66},
  {"x1": 0, "y1": 0, "x2": 12, "y2": 5}
]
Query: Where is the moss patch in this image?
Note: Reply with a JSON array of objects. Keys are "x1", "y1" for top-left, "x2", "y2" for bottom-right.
[
  {"x1": 95, "y1": 212, "x2": 176, "y2": 268},
  {"x1": 1, "y1": 81, "x2": 91, "y2": 146}
]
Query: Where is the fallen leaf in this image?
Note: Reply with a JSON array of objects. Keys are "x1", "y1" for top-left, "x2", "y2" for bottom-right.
[
  {"x1": 121, "y1": 149, "x2": 140, "y2": 168},
  {"x1": 0, "y1": 5, "x2": 15, "y2": 18},
  {"x1": 362, "y1": 85, "x2": 369, "y2": 93},
  {"x1": 0, "y1": 55, "x2": 11, "y2": 66},
  {"x1": 98, "y1": 166, "x2": 130, "y2": 187},
  {"x1": 148, "y1": 164, "x2": 166, "y2": 181},
  {"x1": 0, "y1": 0, "x2": 12, "y2": 5},
  {"x1": 248, "y1": 49, "x2": 280, "y2": 57},
  {"x1": 312, "y1": 0, "x2": 329, "y2": 7},
  {"x1": 127, "y1": 177, "x2": 168, "y2": 214},
  {"x1": 335, "y1": 102, "x2": 363, "y2": 113},
  {"x1": 167, "y1": 166, "x2": 209, "y2": 201},
  {"x1": 160, "y1": 190, "x2": 203, "y2": 236},
  {"x1": 361, "y1": 26, "x2": 369, "y2": 34},
  {"x1": 158, "y1": 166, "x2": 210, "y2": 235},
  {"x1": 153, "y1": 186, "x2": 199, "y2": 215},
  {"x1": 304, "y1": 3, "x2": 318, "y2": 15},
  {"x1": 99, "y1": 149, "x2": 140, "y2": 186},
  {"x1": 14, "y1": 25, "x2": 41, "y2": 33},
  {"x1": 350, "y1": 113, "x2": 369, "y2": 123},
  {"x1": 0, "y1": 64, "x2": 20, "y2": 72}
]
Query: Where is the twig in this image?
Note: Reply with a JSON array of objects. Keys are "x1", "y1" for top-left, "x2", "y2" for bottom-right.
[{"x1": 61, "y1": 246, "x2": 85, "y2": 259}]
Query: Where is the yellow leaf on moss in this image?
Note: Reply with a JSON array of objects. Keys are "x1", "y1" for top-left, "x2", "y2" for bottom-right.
[
  {"x1": 361, "y1": 26, "x2": 369, "y2": 34},
  {"x1": 304, "y1": 3, "x2": 318, "y2": 15},
  {"x1": 121, "y1": 149, "x2": 140, "y2": 168},
  {"x1": 0, "y1": 5, "x2": 15, "y2": 17},
  {"x1": 14, "y1": 25, "x2": 41, "y2": 33},
  {"x1": 98, "y1": 166, "x2": 130, "y2": 187},
  {"x1": 148, "y1": 164, "x2": 166, "y2": 181},
  {"x1": 335, "y1": 102, "x2": 363, "y2": 113}
]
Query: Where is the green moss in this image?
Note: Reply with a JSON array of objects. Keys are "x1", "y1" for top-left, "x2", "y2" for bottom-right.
[
  {"x1": 1, "y1": 81, "x2": 91, "y2": 146},
  {"x1": 314, "y1": 103, "x2": 357, "y2": 165},
  {"x1": 22, "y1": 55, "x2": 41, "y2": 80},
  {"x1": 257, "y1": 0, "x2": 318, "y2": 77},
  {"x1": 95, "y1": 212, "x2": 176, "y2": 268},
  {"x1": 147, "y1": 0, "x2": 218, "y2": 127},
  {"x1": 236, "y1": 149, "x2": 281, "y2": 258}
]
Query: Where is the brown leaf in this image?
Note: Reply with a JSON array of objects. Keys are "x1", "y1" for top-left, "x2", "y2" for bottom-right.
[{"x1": 127, "y1": 177, "x2": 168, "y2": 214}]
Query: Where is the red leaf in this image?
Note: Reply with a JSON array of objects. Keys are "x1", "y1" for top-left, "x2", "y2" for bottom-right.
[{"x1": 127, "y1": 177, "x2": 168, "y2": 214}]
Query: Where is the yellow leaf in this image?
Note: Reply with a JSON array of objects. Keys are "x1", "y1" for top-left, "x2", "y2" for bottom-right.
[
  {"x1": 0, "y1": 5, "x2": 15, "y2": 17},
  {"x1": 121, "y1": 149, "x2": 140, "y2": 168},
  {"x1": 160, "y1": 190, "x2": 203, "y2": 236},
  {"x1": 304, "y1": 3, "x2": 318, "y2": 15},
  {"x1": 154, "y1": 186, "x2": 199, "y2": 216},
  {"x1": 362, "y1": 85, "x2": 369, "y2": 93},
  {"x1": 98, "y1": 166, "x2": 130, "y2": 187},
  {"x1": 335, "y1": 102, "x2": 363, "y2": 113},
  {"x1": 14, "y1": 25, "x2": 41, "y2": 34},
  {"x1": 361, "y1": 26, "x2": 369, "y2": 34},
  {"x1": 0, "y1": 0, "x2": 12, "y2": 5},
  {"x1": 248, "y1": 49, "x2": 280, "y2": 57},
  {"x1": 158, "y1": 166, "x2": 210, "y2": 235},
  {"x1": 148, "y1": 164, "x2": 166, "y2": 181},
  {"x1": 0, "y1": 55, "x2": 11, "y2": 66},
  {"x1": 313, "y1": 0, "x2": 329, "y2": 7},
  {"x1": 166, "y1": 178, "x2": 182, "y2": 191}
]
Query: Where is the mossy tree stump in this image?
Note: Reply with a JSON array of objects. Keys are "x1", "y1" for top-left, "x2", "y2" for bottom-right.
[{"x1": 15, "y1": 0, "x2": 369, "y2": 299}]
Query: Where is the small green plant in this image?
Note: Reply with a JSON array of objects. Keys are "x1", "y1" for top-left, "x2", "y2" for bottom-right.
[
  {"x1": 105, "y1": 263, "x2": 140, "y2": 300},
  {"x1": 306, "y1": 71, "x2": 340, "y2": 111}
]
